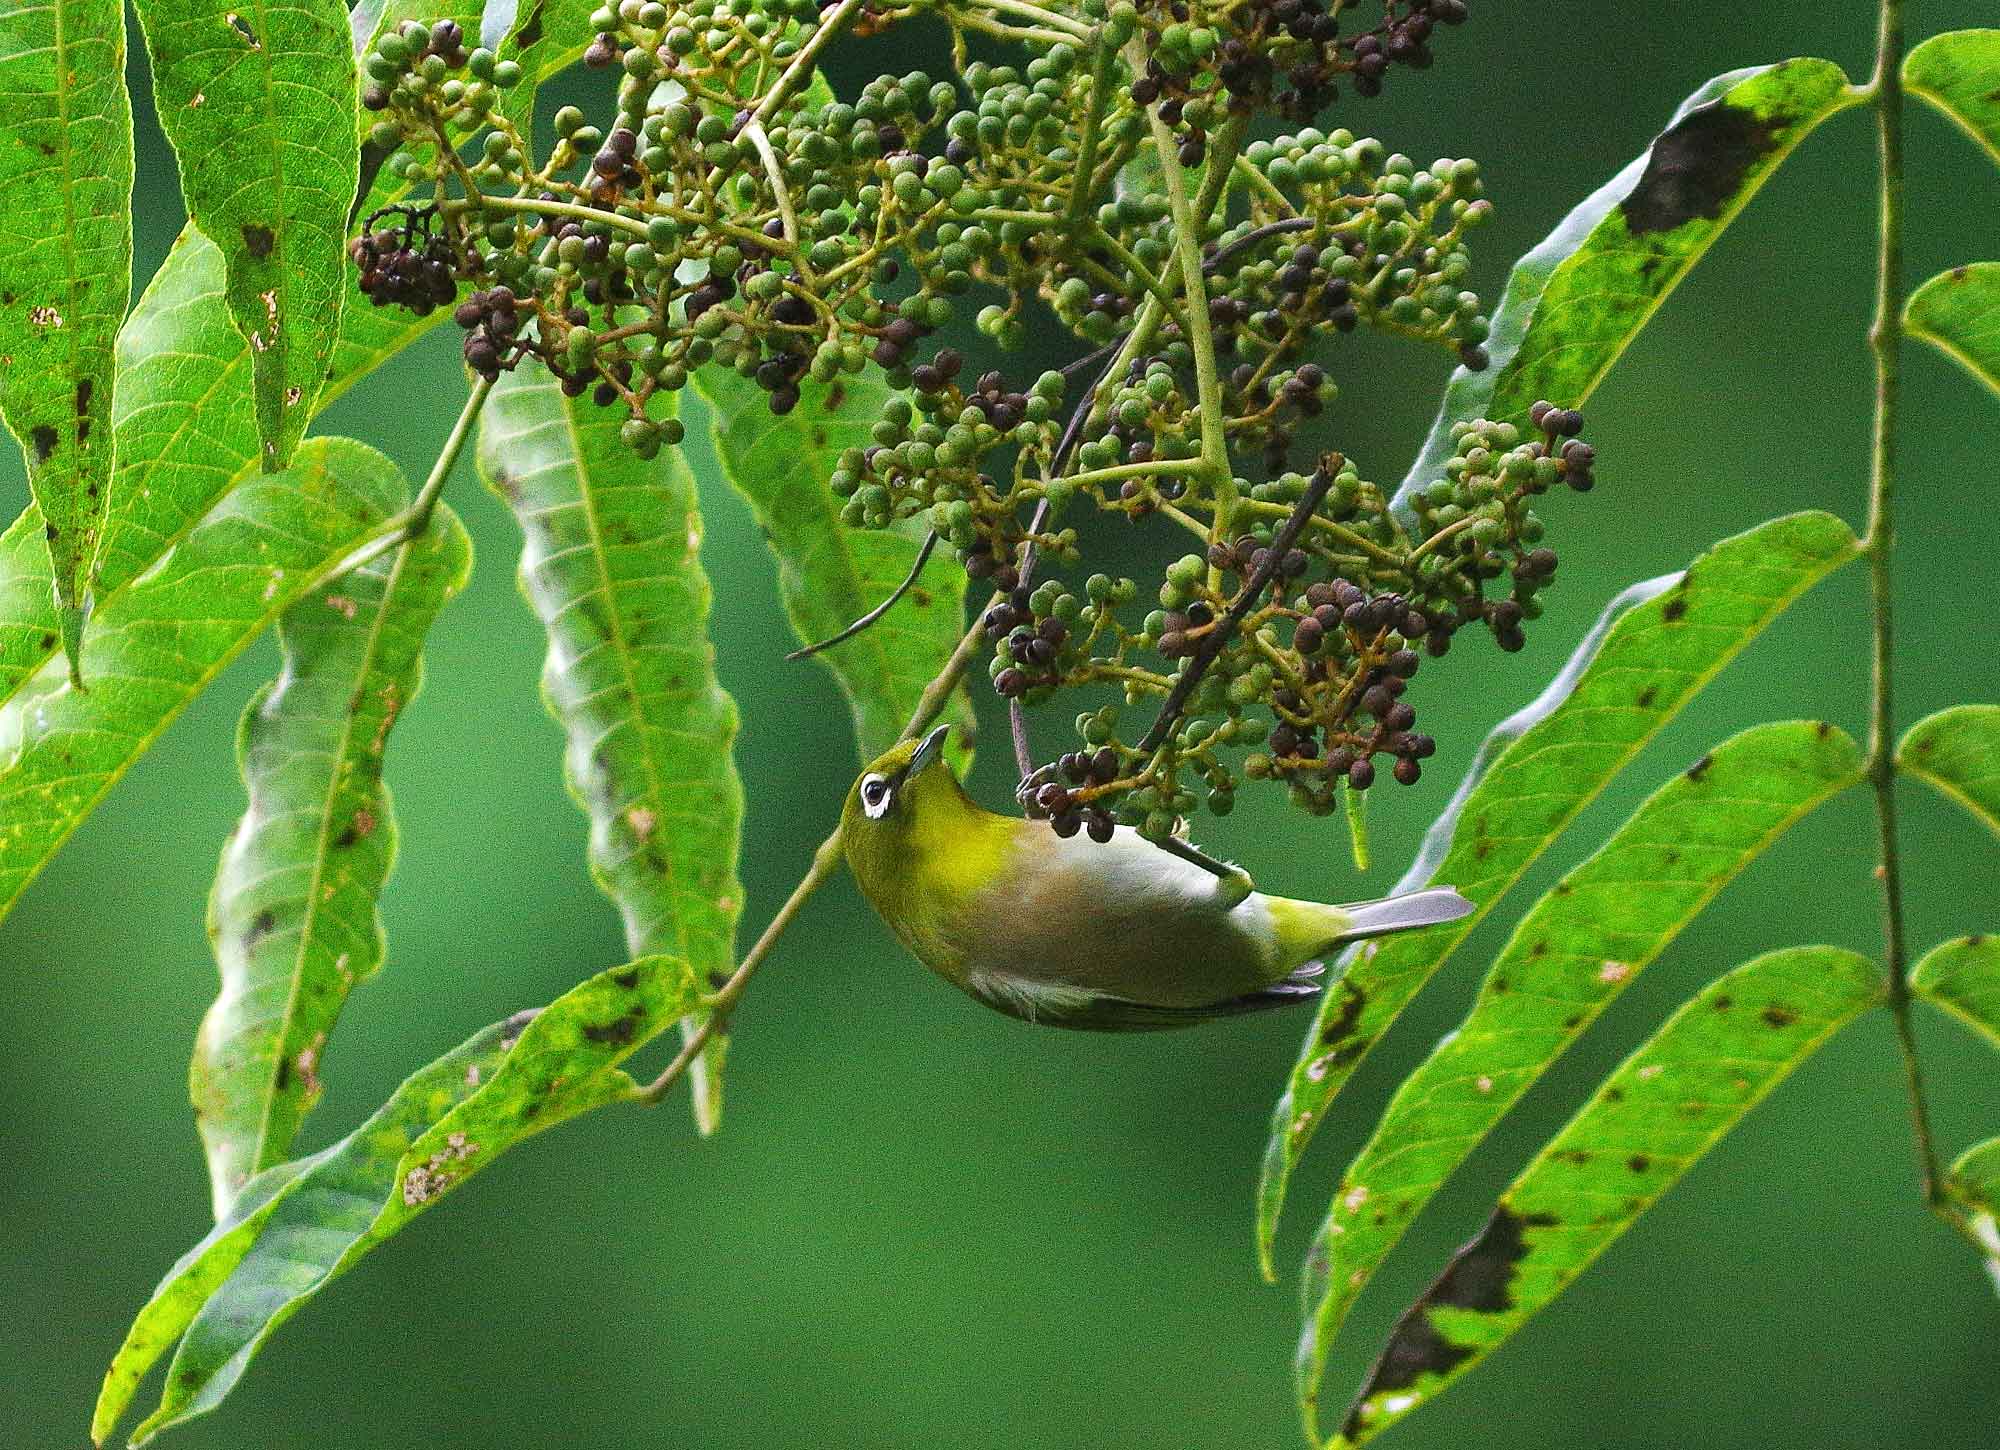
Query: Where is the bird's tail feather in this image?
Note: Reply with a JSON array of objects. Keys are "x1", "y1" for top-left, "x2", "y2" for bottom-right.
[{"x1": 1338, "y1": 886, "x2": 1475, "y2": 940}]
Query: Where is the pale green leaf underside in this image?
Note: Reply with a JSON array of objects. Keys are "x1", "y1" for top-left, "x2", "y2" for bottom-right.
[
  {"x1": 1897, "y1": 703, "x2": 2000, "y2": 837},
  {"x1": 1258, "y1": 510, "x2": 1861, "y2": 1270},
  {"x1": 194, "y1": 507, "x2": 472, "y2": 1218},
  {"x1": 1906, "y1": 29, "x2": 2000, "y2": 168},
  {"x1": 1947, "y1": 1138, "x2": 2000, "y2": 1295},
  {"x1": 95, "y1": 955, "x2": 701, "y2": 1446},
  {"x1": 1332, "y1": 946, "x2": 1884, "y2": 1447},
  {"x1": 694, "y1": 372, "x2": 974, "y2": 765},
  {"x1": 1396, "y1": 58, "x2": 1854, "y2": 509},
  {"x1": 0, "y1": 0, "x2": 133, "y2": 660},
  {"x1": 1910, "y1": 935, "x2": 2000, "y2": 1049},
  {"x1": 133, "y1": 0, "x2": 357, "y2": 471},
  {"x1": 1295, "y1": 718, "x2": 1864, "y2": 1423},
  {"x1": 479, "y1": 368, "x2": 743, "y2": 1134},
  {"x1": 1905, "y1": 263, "x2": 2000, "y2": 399},
  {"x1": 0, "y1": 438, "x2": 408, "y2": 921}
]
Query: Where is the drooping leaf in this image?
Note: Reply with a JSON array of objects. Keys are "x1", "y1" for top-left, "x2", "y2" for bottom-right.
[
  {"x1": 193, "y1": 508, "x2": 473, "y2": 1218},
  {"x1": 0, "y1": 438, "x2": 408, "y2": 922},
  {"x1": 479, "y1": 369, "x2": 742, "y2": 1133},
  {"x1": 1295, "y1": 718, "x2": 1863, "y2": 1423},
  {"x1": 1258, "y1": 510, "x2": 1860, "y2": 1273},
  {"x1": 1905, "y1": 264, "x2": 2000, "y2": 399},
  {"x1": 1906, "y1": 29, "x2": 2000, "y2": 168},
  {"x1": 1396, "y1": 59, "x2": 1855, "y2": 510},
  {"x1": 0, "y1": 6, "x2": 588, "y2": 712},
  {"x1": 0, "y1": 0, "x2": 133, "y2": 675},
  {"x1": 1910, "y1": 935, "x2": 2000, "y2": 1048},
  {"x1": 1946, "y1": 1138, "x2": 2000, "y2": 1295},
  {"x1": 694, "y1": 372, "x2": 974, "y2": 764},
  {"x1": 1897, "y1": 704, "x2": 2000, "y2": 836},
  {"x1": 133, "y1": 0, "x2": 357, "y2": 472},
  {"x1": 1329, "y1": 946, "x2": 1884, "y2": 1447},
  {"x1": 95, "y1": 955, "x2": 701, "y2": 1446}
]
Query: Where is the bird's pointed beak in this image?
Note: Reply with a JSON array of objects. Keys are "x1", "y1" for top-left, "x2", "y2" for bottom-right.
[{"x1": 906, "y1": 723, "x2": 950, "y2": 777}]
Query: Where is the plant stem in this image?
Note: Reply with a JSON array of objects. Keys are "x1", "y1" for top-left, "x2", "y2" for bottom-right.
[
  {"x1": 1863, "y1": 0, "x2": 1946, "y2": 1209},
  {"x1": 634, "y1": 609, "x2": 994, "y2": 1106},
  {"x1": 751, "y1": 0, "x2": 862, "y2": 125},
  {"x1": 1062, "y1": 38, "x2": 1118, "y2": 231}
]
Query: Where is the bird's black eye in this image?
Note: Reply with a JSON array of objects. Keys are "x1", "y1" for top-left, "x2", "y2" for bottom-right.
[{"x1": 860, "y1": 774, "x2": 891, "y2": 818}]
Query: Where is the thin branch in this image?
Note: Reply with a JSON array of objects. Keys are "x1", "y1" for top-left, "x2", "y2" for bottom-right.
[
  {"x1": 1863, "y1": 0, "x2": 1949, "y2": 1210},
  {"x1": 1204, "y1": 216, "x2": 1315, "y2": 276},
  {"x1": 1133, "y1": 462, "x2": 1336, "y2": 757},
  {"x1": 324, "y1": 374, "x2": 495, "y2": 580},
  {"x1": 786, "y1": 529, "x2": 939, "y2": 660}
]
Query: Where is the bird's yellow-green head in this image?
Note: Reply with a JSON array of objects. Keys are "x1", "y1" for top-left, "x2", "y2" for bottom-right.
[{"x1": 840, "y1": 724, "x2": 1011, "y2": 935}]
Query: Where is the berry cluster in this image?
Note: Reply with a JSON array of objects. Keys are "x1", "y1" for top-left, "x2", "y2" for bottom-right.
[{"x1": 350, "y1": 0, "x2": 1603, "y2": 840}]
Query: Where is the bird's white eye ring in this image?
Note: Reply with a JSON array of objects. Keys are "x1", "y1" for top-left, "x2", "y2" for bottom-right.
[{"x1": 861, "y1": 774, "x2": 892, "y2": 818}]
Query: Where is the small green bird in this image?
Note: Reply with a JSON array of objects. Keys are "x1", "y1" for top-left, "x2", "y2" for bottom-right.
[{"x1": 841, "y1": 724, "x2": 1474, "y2": 1030}]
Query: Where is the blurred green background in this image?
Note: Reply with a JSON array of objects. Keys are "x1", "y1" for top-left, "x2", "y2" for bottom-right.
[{"x1": 4, "y1": 3, "x2": 1996, "y2": 1446}]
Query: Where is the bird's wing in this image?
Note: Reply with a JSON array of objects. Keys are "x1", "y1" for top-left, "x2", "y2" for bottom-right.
[{"x1": 963, "y1": 961, "x2": 1324, "y2": 1032}]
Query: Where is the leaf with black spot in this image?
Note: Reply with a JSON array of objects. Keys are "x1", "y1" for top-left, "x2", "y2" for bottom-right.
[
  {"x1": 94, "y1": 955, "x2": 701, "y2": 1446},
  {"x1": 1258, "y1": 511, "x2": 1860, "y2": 1274},
  {"x1": 0, "y1": 438, "x2": 411, "y2": 923},
  {"x1": 1906, "y1": 29, "x2": 2000, "y2": 170},
  {"x1": 1294, "y1": 719, "x2": 1862, "y2": 1426},
  {"x1": 1897, "y1": 704, "x2": 2000, "y2": 837},
  {"x1": 0, "y1": 0, "x2": 133, "y2": 682},
  {"x1": 1395, "y1": 59, "x2": 1855, "y2": 512},
  {"x1": 1905, "y1": 263, "x2": 2000, "y2": 400},
  {"x1": 132, "y1": 0, "x2": 359, "y2": 471},
  {"x1": 1329, "y1": 946, "x2": 1883, "y2": 1447},
  {"x1": 1911, "y1": 935, "x2": 2000, "y2": 1049},
  {"x1": 192, "y1": 501, "x2": 472, "y2": 1219}
]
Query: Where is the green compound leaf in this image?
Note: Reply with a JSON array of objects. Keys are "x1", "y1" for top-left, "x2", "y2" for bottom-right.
[
  {"x1": 1905, "y1": 264, "x2": 2000, "y2": 399},
  {"x1": 133, "y1": 0, "x2": 358, "y2": 473},
  {"x1": 1946, "y1": 1138, "x2": 2000, "y2": 1295},
  {"x1": 1258, "y1": 510, "x2": 1860, "y2": 1275},
  {"x1": 94, "y1": 955, "x2": 701, "y2": 1446},
  {"x1": 1397, "y1": 58, "x2": 1855, "y2": 510},
  {"x1": 696, "y1": 371, "x2": 974, "y2": 764},
  {"x1": 479, "y1": 369, "x2": 743, "y2": 1134},
  {"x1": 0, "y1": 7, "x2": 585, "y2": 715},
  {"x1": 1329, "y1": 945, "x2": 1884, "y2": 1447},
  {"x1": 0, "y1": 438, "x2": 408, "y2": 923},
  {"x1": 0, "y1": 0, "x2": 133, "y2": 677},
  {"x1": 1897, "y1": 703, "x2": 2000, "y2": 837},
  {"x1": 1906, "y1": 29, "x2": 2000, "y2": 168},
  {"x1": 193, "y1": 510, "x2": 472, "y2": 1218},
  {"x1": 1911, "y1": 935, "x2": 2000, "y2": 1049},
  {"x1": 1295, "y1": 719, "x2": 1863, "y2": 1427}
]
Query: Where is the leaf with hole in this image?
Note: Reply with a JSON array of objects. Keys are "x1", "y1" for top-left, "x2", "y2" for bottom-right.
[
  {"x1": 479, "y1": 369, "x2": 742, "y2": 1133},
  {"x1": 1329, "y1": 945, "x2": 1883, "y2": 1447},
  {"x1": 132, "y1": 0, "x2": 357, "y2": 471},
  {"x1": 693, "y1": 372, "x2": 973, "y2": 764},
  {"x1": 1257, "y1": 509, "x2": 1860, "y2": 1272},
  {"x1": 0, "y1": 438, "x2": 408, "y2": 923},
  {"x1": 94, "y1": 954, "x2": 700, "y2": 1446},
  {"x1": 1905, "y1": 264, "x2": 2000, "y2": 399},
  {"x1": 193, "y1": 508, "x2": 472, "y2": 1218},
  {"x1": 1396, "y1": 58, "x2": 1855, "y2": 510},
  {"x1": 0, "y1": 0, "x2": 133, "y2": 677},
  {"x1": 1906, "y1": 29, "x2": 2000, "y2": 168},
  {"x1": 1910, "y1": 935, "x2": 2000, "y2": 1048},
  {"x1": 1294, "y1": 718, "x2": 1863, "y2": 1426},
  {"x1": 1897, "y1": 703, "x2": 2000, "y2": 836}
]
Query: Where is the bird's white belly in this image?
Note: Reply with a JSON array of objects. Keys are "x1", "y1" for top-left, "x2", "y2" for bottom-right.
[{"x1": 961, "y1": 826, "x2": 1280, "y2": 1010}]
